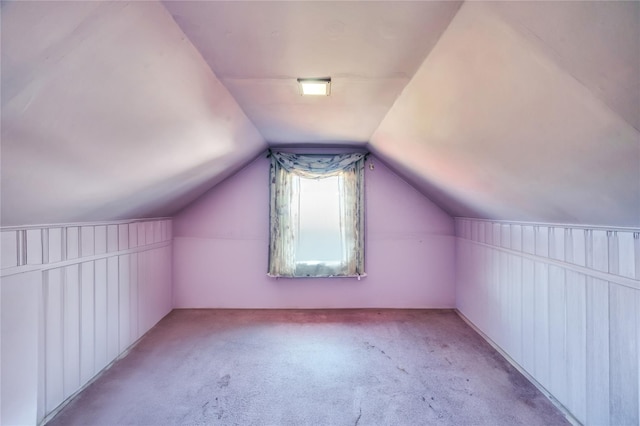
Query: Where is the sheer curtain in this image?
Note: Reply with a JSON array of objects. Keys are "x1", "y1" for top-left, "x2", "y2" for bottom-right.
[{"x1": 268, "y1": 152, "x2": 366, "y2": 278}]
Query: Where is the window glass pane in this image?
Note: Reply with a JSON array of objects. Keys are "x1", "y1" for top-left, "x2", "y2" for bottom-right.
[{"x1": 296, "y1": 175, "x2": 343, "y2": 265}]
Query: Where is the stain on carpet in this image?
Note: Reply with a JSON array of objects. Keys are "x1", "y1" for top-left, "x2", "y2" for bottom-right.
[{"x1": 218, "y1": 374, "x2": 231, "y2": 388}]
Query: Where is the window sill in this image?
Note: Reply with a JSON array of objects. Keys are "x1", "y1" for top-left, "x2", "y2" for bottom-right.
[{"x1": 267, "y1": 273, "x2": 367, "y2": 280}]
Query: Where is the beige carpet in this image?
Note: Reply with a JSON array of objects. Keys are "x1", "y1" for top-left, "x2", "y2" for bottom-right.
[{"x1": 48, "y1": 309, "x2": 569, "y2": 425}]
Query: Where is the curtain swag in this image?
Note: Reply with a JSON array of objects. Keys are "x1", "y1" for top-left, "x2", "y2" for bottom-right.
[{"x1": 270, "y1": 151, "x2": 367, "y2": 178}]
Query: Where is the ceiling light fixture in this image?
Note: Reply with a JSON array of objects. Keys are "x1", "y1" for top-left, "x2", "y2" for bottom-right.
[{"x1": 297, "y1": 78, "x2": 331, "y2": 96}]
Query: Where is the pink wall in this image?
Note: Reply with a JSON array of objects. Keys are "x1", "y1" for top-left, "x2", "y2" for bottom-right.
[{"x1": 173, "y1": 155, "x2": 455, "y2": 308}]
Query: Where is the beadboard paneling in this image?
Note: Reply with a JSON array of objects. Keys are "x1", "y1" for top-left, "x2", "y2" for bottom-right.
[
  {"x1": 94, "y1": 258, "x2": 109, "y2": 373},
  {"x1": 63, "y1": 265, "x2": 81, "y2": 398},
  {"x1": 49, "y1": 228, "x2": 63, "y2": 263},
  {"x1": 26, "y1": 229, "x2": 43, "y2": 265},
  {"x1": 80, "y1": 262, "x2": 95, "y2": 385},
  {"x1": 609, "y1": 284, "x2": 639, "y2": 425},
  {"x1": 456, "y1": 218, "x2": 640, "y2": 426},
  {"x1": 81, "y1": 226, "x2": 95, "y2": 257},
  {"x1": 1, "y1": 218, "x2": 173, "y2": 425},
  {"x1": 586, "y1": 277, "x2": 610, "y2": 425},
  {"x1": 66, "y1": 227, "x2": 79, "y2": 260},
  {"x1": 1, "y1": 230, "x2": 18, "y2": 268},
  {"x1": 44, "y1": 268, "x2": 64, "y2": 413},
  {"x1": 1, "y1": 271, "x2": 41, "y2": 425}
]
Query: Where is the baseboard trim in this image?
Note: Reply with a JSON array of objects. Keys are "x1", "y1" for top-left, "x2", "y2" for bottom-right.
[
  {"x1": 40, "y1": 310, "x2": 172, "y2": 425},
  {"x1": 455, "y1": 309, "x2": 582, "y2": 426}
]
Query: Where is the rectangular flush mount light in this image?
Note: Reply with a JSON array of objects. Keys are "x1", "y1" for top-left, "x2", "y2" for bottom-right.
[{"x1": 297, "y1": 78, "x2": 331, "y2": 96}]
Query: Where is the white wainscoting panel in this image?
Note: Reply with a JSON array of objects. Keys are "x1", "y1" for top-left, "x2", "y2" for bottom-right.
[
  {"x1": 26, "y1": 229, "x2": 43, "y2": 265},
  {"x1": 0, "y1": 218, "x2": 173, "y2": 425},
  {"x1": 80, "y1": 262, "x2": 95, "y2": 385},
  {"x1": 94, "y1": 258, "x2": 109, "y2": 373},
  {"x1": 1, "y1": 271, "x2": 41, "y2": 425},
  {"x1": 456, "y1": 218, "x2": 640, "y2": 426},
  {"x1": 44, "y1": 268, "x2": 65, "y2": 414},
  {"x1": 81, "y1": 226, "x2": 95, "y2": 257},
  {"x1": 95, "y1": 225, "x2": 107, "y2": 255},
  {"x1": 1, "y1": 230, "x2": 18, "y2": 268},
  {"x1": 49, "y1": 228, "x2": 63, "y2": 263},
  {"x1": 66, "y1": 227, "x2": 79, "y2": 260}
]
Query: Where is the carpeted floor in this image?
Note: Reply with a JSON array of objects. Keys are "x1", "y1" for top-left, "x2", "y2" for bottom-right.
[{"x1": 47, "y1": 309, "x2": 569, "y2": 425}]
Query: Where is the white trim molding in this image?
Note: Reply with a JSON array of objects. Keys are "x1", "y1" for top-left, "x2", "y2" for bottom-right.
[
  {"x1": 455, "y1": 217, "x2": 640, "y2": 426},
  {"x1": 1, "y1": 218, "x2": 173, "y2": 425}
]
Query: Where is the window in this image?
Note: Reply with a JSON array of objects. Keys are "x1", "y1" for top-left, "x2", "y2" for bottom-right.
[
  {"x1": 297, "y1": 175, "x2": 342, "y2": 265},
  {"x1": 268, "y1": 152, "x2": 366, "y2": 278}
]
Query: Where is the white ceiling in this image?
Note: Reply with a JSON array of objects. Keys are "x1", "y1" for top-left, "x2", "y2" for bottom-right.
[
  {"x1": 1, "y1": 1, "x2": 265, "y2": 225},
  {"x1": 371, "y1": 1, "x2": 640, "y2": 226},
  {"x1": 1, "y1": 1, "x2": 639, "y2": 227},
  {"x1": 163, "y1": 1, "x2": 462, "y2": 144}
]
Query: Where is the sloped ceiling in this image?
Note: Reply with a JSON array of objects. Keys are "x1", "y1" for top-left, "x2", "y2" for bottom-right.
[
  {"x1": 1, "y1": 1, "x2": 639, "y2": 227},
  {"x1": 370, "y1": 1, "x2": 640, "y2": 227},
  {"x1": 1, "y1": 1, "x2": 266, "y2": 226},
  {"x1": 162, "y1": 1, "x2": 462, "y2": 145}
]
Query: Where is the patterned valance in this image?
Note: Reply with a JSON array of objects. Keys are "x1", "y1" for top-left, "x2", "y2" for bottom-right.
[{"x1": 270, "y1": 151, "x2": 367, "y2": 178}]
